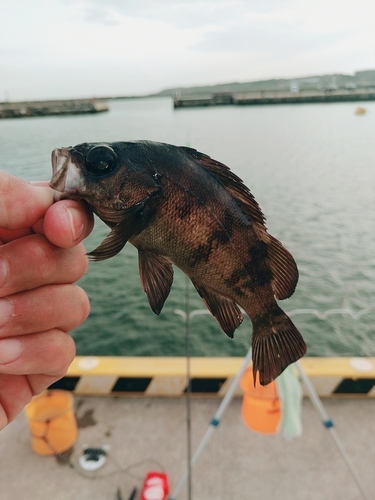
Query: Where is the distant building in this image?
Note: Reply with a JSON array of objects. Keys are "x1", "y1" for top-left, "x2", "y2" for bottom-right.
[
  {"x1": 354, "y1": 70, "x2": 375, "y2": 87},
  {"x1": 355, "y1": 70, "x2": 375, "y2": 79}
]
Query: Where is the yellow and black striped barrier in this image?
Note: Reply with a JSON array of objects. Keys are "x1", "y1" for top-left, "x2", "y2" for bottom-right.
[{"x1": 49, "y1": 356, "x2": 375, "y2": 398}]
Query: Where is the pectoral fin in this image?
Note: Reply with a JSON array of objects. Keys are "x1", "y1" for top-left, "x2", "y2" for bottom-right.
[
  {"x1": 138, "y1": 251, "x2": 174, "y2": 315},
  {"x1": 192, "y1": 282, "x2": 243, "y2": 338},
  {"x1": 88, "y1": 200, "x2": 150, "y2": 261}
]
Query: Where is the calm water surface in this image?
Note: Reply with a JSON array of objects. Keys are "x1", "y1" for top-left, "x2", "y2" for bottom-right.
[{"x1": 1, "y1": 98, "x2": 375, "y2": 357}]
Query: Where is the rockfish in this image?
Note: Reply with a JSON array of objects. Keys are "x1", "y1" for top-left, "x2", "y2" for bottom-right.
[{"x1": 50, "y1": 141, "x2": 306, "y2": 385}]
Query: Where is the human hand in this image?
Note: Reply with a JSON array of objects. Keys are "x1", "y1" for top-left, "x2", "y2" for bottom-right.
[{"x1": 0, "y1": 171, "x2": 94, "y2": 430}]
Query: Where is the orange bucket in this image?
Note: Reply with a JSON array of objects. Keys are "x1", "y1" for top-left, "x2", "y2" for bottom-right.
[
  {"x1": 25, "y1": 390, "x2": 78, "y2": 456},
  {"x1": 240, "y1": 368, "x2": 281, "y2": 434}
]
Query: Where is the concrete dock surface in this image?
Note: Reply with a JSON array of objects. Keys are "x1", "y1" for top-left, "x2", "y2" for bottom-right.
[{"x1": 1, "y1": 396, "x2": 374, "y2": 500}]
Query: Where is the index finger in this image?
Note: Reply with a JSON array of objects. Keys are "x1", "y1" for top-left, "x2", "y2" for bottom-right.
[{"x1": 0, "y1": 172, "x2": 53, "y2": 231}]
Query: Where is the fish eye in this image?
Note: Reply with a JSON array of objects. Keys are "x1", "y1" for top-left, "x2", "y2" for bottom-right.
[{"x1": 85, "y1": 145, "x2": 117, "y2": 175}]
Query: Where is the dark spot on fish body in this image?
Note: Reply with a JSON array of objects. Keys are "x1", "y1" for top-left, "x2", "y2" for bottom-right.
[
  {"x1": 229, "y1": 267, "x2": 249, "y2": 285},
  {"x1": 207, "y1": 227, "x2": 231, "y2": 246},
  {"x1": 252, "y1": 312, "x2": 271, "y2": 332},
  {"x1": 190, "y1": 229, "x2": 232, "y2": 266},
  {"x1": 172, "y1": 198, "x2": 194, "y2": 221},
  {"x1": 185, "y1": 207, "x2": 238, "y2": 269},
  {"x1": 248, "y1": 240, "x2": 268, "y2": 264},
  {"x1": 241, "y1": 278, "x2": 256, "y2": 292},
  {"x1": 228, "y1": 284, "x2": 245, "y2": 298},
  {"x1": 185, "y1": 246, "x2": 209, "y2": 268},
  {"x1": 224, "y1": 273, "x2": 245, "y2": 297},
  {"x1": 245, "y1": 241, "x2": 274, "y2": 287},
  {"x1": 252, "y1": 267, "x2": 274, "y2": 287},
  {"x1": 223, "y1": 271, "x2": 247, "y2": 297},
  {"x1": 195, "y1": 242, "x2": 212, "y2": 262},
  {"x1": 252, "y1": 305, "x2": 288, "y2": 338}
]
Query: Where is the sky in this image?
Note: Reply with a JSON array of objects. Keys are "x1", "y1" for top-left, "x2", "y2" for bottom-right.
[{"x1": 1, "y1": 0, "x2": 375, "y2": 101}]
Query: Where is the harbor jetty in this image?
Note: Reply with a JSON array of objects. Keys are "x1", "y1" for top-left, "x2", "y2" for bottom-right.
[
  {"x1": 174, "y1": 88, "x2": 375, "y2": 108},
  {"x1": 0, "y1": 98, "x2": 108, "y2": 119}
]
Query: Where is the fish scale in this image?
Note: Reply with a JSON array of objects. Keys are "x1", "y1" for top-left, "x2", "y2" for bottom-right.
[{"x1": 50, "y1": 140, "x2": 306, "y2": 385}]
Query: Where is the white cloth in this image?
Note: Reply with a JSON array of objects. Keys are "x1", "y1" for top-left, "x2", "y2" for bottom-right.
[{"x1": 276, "y1": 364, "x2": 303, "y2": 439}]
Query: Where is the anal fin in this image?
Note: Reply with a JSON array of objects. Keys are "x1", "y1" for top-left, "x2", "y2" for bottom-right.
[
  {"x1": 192, "y1": 282, "x2": 243, "y2": 338},
  {"x1": 138, "y1": 251, "x2": 173, "y2": 315}
]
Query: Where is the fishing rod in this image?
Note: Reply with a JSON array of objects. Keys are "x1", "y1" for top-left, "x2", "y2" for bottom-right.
[{"x1": 169, "y1": 328, "x2": 253, "y2": 500}]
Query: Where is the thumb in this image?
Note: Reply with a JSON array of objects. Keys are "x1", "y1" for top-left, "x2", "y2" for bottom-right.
[{"x1": 0, "y1": 172, "x2": 53, "y2": 230}]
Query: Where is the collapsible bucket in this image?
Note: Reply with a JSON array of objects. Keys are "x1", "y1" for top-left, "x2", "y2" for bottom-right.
[
  {"x1": 240, "y1": 368, "x2": 281, "y2": 434},
  {"x1": 25, "y1": 390, "x2": 78, "y2": 456}
]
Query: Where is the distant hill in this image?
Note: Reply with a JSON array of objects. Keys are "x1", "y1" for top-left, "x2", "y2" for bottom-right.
[
  {"x1": 147, "y1": 69, "x2": 375, "y2": 98},
  {"x1": 107, "y1": 69, "x2": 375, "y2": 100}
]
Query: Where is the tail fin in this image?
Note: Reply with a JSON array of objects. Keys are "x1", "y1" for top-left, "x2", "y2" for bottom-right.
[{"x1": 252, "y1": 309, "x2": 306, "y2": 386}]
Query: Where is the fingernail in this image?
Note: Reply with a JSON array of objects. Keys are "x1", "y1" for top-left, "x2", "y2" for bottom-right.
[
  {"x1": 67, "y1": 207, "x2": 85, "y2": 241},
  {"x1": 0, "y1": 298, "x2": 13, "y2": 328},
  {"x1": 0, "y1": 338, "x2": 22, "y2": 364},
  {"x1": 0, "y1": 259, "x2": 8, "y2": 287}
]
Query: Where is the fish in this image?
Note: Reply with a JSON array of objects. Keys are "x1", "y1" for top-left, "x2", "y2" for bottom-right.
[{"x1": 50, "y1": 140, "x2": 306, "y2": 385}]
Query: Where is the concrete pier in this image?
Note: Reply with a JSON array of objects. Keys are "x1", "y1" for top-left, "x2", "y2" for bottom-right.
[
  {"x1": 174, "y1": 89, "x2": 375, "y2": 108},
  {"x1": 1, "y1": 396, "x2": 374, "y2": 500},
  {"x1": 1, "y1": 356, "x2": 375, "y2": 499},
  {"x1": 0, "y1": 98, "x2": 109, "y2": 118}
]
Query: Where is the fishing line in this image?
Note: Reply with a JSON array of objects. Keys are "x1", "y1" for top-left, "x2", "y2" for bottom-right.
[{"x1": 185, "y1": 275, "x2": 192, "y2": 500}]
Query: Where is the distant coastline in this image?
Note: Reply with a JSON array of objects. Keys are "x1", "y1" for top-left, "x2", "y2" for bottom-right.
[
  {"x1": 107, "y1": 68, "x2": 375, "y2": 101},
  {"x1": 2, "y1": 69, "x2": 374, "y2": 111},
  {"x1": 152, "y1": 68, "x2": 375, "y2": 100}
]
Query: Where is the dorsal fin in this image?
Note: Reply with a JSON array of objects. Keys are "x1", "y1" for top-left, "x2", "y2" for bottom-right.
[
  {"x1": 192, "y1": 281, "x2": 244, "y2": 337},
  {"x1": 253, "y1": 222, "x2": 298, "y2": 300},
  {"x1": 182, "y1": 147, "x2": 266, "y2": 226},
  {"x1": 138, "y1": 251, "x2": 174, "y2": 315}
]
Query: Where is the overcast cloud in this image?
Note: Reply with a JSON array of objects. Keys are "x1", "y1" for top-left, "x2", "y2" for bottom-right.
[{"x1": 1, "y1": 0, "x2": 375, "y2": 101}]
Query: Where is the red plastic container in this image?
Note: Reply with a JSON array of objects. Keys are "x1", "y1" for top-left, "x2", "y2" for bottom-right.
[{"x1": 140, "y1": 472, "x2": 169, "y2": 500}]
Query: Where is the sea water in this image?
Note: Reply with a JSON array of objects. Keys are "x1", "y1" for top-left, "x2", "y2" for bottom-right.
[{"x1": 1, "y1": 97, "x2": 375, "y2": 357}]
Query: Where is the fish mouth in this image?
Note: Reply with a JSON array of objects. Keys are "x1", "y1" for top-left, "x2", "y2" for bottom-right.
[{"x1": 50, "y1": 148, "x2": 83, "y2": 199}]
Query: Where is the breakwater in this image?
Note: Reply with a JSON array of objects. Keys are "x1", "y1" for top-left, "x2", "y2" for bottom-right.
[
  {"x1": 0, "y1": 98, "x2": 108, "y2": 118},
  {"x1": 174, "y1": 89, "x2": 375, "y2": 108}
]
